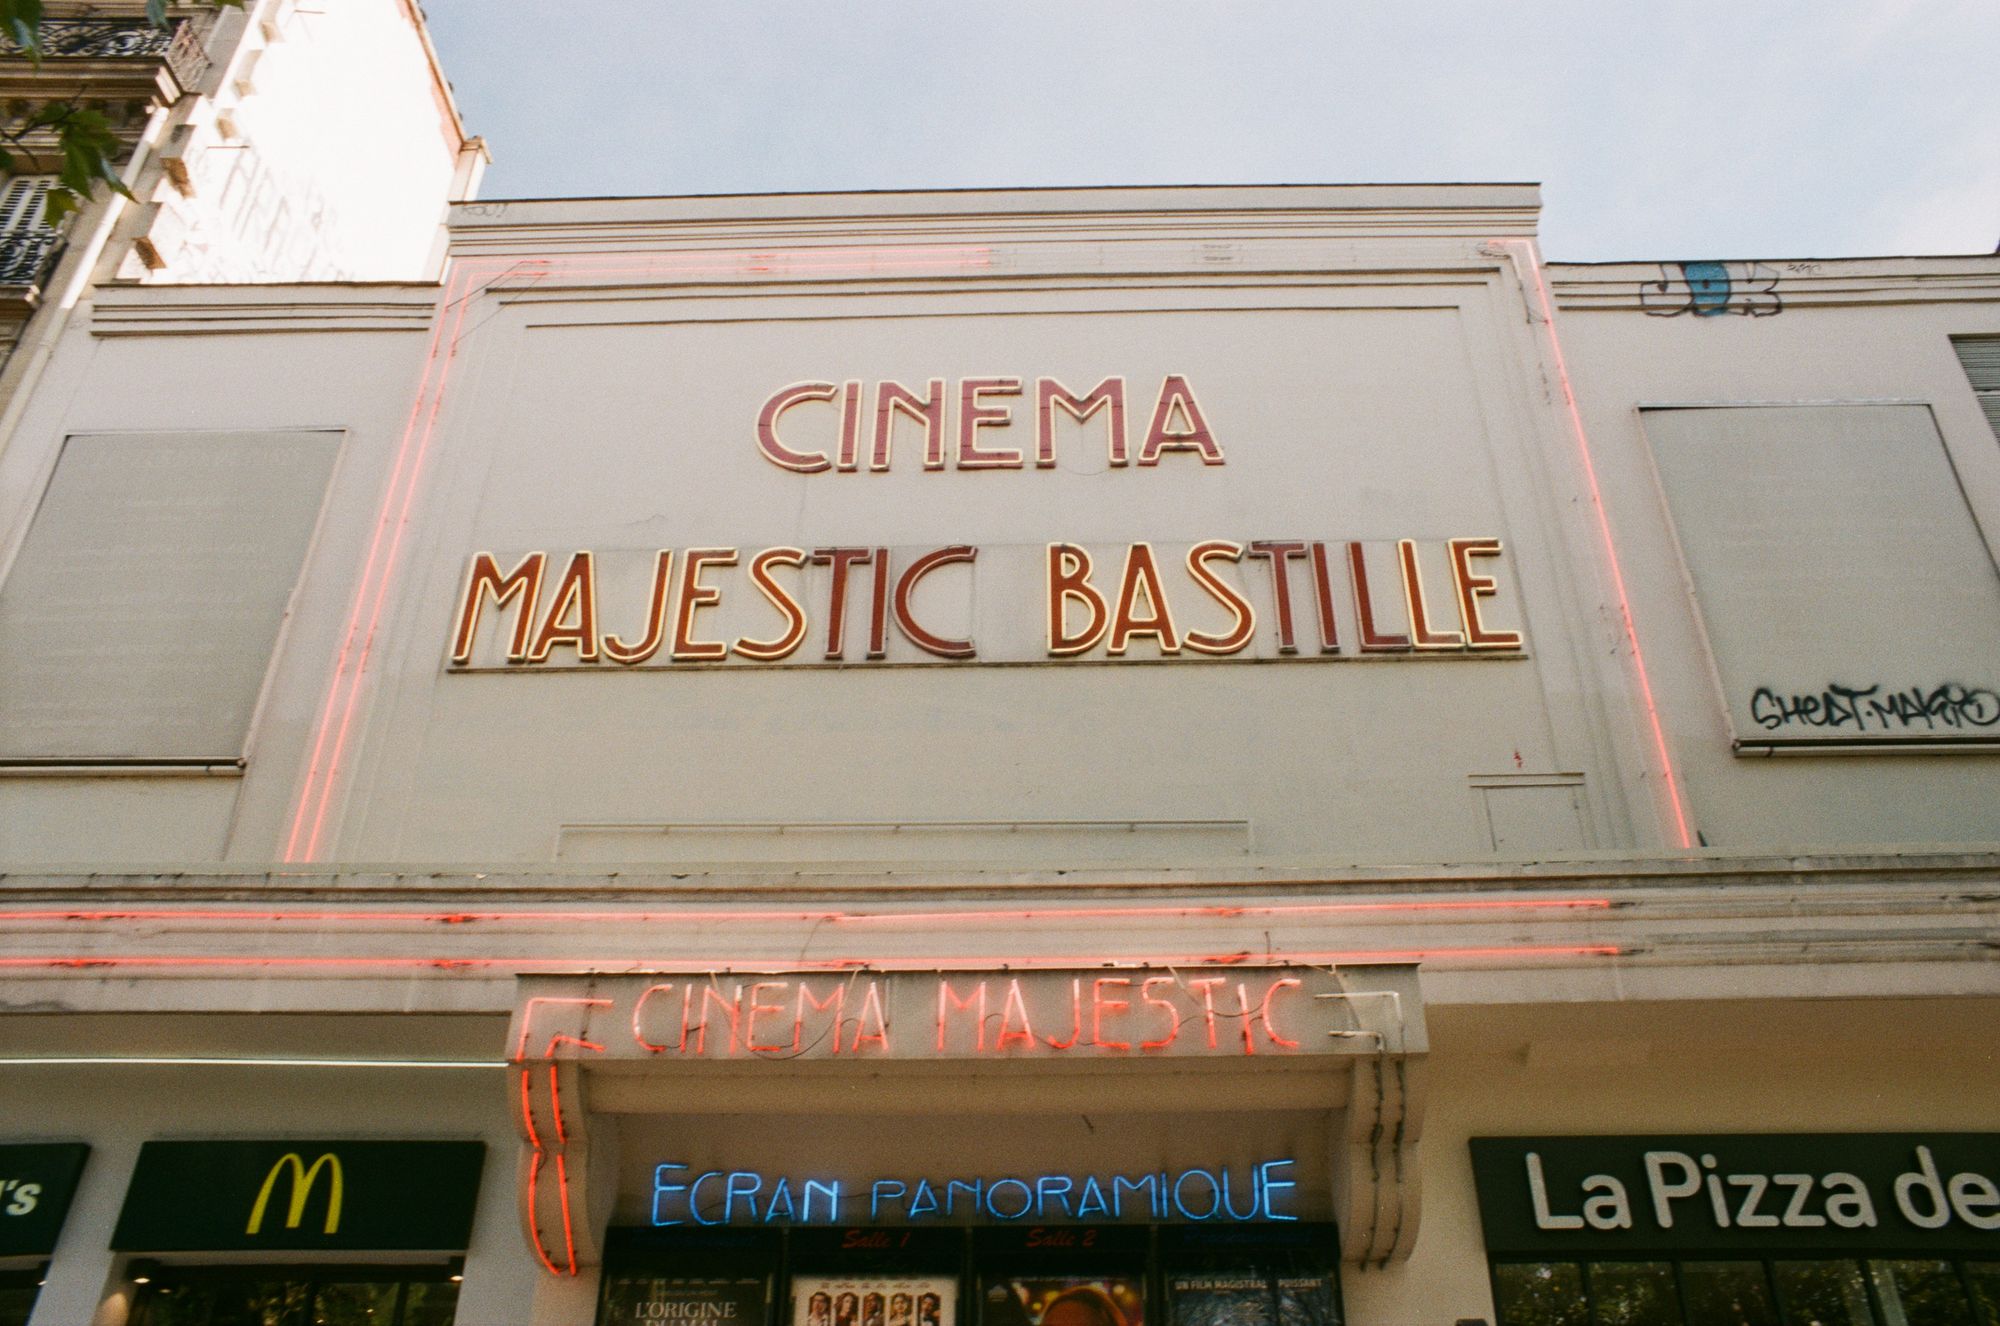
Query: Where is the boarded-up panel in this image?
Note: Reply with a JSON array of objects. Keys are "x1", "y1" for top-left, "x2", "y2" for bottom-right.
[
  {"x1": 1642, "y1": 405, "x2": 2000, "y2": 747},
  {"x1": 0, "y1": 431, "x2": 339, "y2": 761}
]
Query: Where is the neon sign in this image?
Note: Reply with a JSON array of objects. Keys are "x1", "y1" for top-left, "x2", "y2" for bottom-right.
[
  {"x1": 511, "y1": 967, "x2": 1395, "y2": 1063},
  {"x1": 651, "y1": 1159, "x2": 1298, "y2": 1227}
]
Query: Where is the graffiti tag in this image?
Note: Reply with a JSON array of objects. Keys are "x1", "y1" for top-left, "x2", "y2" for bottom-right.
[
  {"x1": 1750, "y1": 683, "x2": 2000, "y2": 734},
  {"x1": 1640, "y1": 261, "x2": 1782, "y2": 317}
]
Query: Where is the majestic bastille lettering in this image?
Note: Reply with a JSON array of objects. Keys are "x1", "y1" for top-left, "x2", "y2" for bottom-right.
[{"x1": 449, "y1": 538, "x2": 1524, "y2": 668}]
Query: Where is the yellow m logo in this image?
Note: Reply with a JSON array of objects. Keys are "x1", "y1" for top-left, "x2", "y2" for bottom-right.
[{"x1": 246, "y1": 1152, "x2": 344, "y2": 1236}]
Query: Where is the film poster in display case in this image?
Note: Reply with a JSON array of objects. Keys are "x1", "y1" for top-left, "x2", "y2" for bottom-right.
[
  {"x1": 793, "y1": 1276, "x2": 957, "y2": 1326},
  {"x1": 601, "y1": 1275, "x2": 772, "y2": 1326},
  {"x1": 1166, "y1": 1275, "x2": 1338, "y2": 1326},
  {"x1": 981, "y1": 1277, "x2": 1147, "y2": 1326}
]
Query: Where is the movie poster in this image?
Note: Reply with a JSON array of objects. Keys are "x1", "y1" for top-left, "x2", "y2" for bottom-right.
[
  {"x1": 600, "y1": 1275, "x2": 771, "y2": 1326},
  {"x1": 982, "y1": 1277, "x2": 1147, "y2": 1326},
  {"x1": 793, "y1": 1275, "x2": 958, "y2": 1326},
  {"x1": 1167, "y1": 1274, "x2": 1338, "y2": 1326}
]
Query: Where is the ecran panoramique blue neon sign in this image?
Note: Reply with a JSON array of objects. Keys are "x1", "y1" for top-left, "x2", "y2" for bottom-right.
[{"x1": 652, "y1": 1159, "x2": 1299, "y2": 1226}]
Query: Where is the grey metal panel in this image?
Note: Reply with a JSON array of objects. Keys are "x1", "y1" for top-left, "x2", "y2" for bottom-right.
[
  {"x1": 1642, "y1": 405, "x2": 2000, "y2": 746},
  {"x1": 0, "y1": 431, "x2": 339, "y2": 761}
]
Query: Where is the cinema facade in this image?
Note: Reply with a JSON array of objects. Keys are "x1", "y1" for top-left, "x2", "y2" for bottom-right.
[{"x1": 0, "y1": 184, "x2": 1997, "y2": 1326}]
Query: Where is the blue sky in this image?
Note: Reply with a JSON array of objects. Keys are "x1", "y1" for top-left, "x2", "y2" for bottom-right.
[{"x1": 422, "y1": 0, "x2": 1999, "y2": 261}]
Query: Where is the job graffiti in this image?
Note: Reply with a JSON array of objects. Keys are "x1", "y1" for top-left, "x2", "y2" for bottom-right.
[
  {"x1": 1639, "y1": 261, "x2": 1782, "y2": 317},
  {"x1": 1749, "y1": 682, "x2": 2000, "y2": 734}
]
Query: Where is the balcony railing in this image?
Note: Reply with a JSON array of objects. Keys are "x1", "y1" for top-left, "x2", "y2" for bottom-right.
[
  {"x1": 0, "y1": 231, "x2": 63, "y2": 290},
  {"x1": 0, "y1": 18, "x2": 210, "y2": 92}
]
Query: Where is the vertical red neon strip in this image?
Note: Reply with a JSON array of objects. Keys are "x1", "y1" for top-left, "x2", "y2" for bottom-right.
[
  {"x1": 283, "y1": 260, "x2": 494, "y2": 861},
  {"x1": 1502, "y1": 239, "x2": 1693, "y2": 849}
]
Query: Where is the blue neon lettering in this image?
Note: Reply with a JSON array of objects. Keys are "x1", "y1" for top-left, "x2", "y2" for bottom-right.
[
  {"x1": 725, "y1": 1170, "x2": 762, "y2": 1222},
  {"x1": 1219, "y1": 1165, "x2": 1259, "y2": 1221},
  {"x1": 651, "y1": 1162, "x2": 689, "y2": 1226},
  {"x1": 986, "y1": 1178, "x2": 1033, "y2": 1219},
  {"x1": 871, "y1": 1179, "x2": 907, "y2": 1220},
  {"x1": 803, "y1": 1179, "x2": 841, "y2": 1223},
  {"x1": 1173, "y1": 1167, "x2": 1221, "y2": 1220},
  {"x1": 1113, "y1": 1174, "x2": 1156, "y2": 1220},
  {"x1": 946, "y1": 1179, "x2": 982, "y2": 1217},
  {"x1": 1258, "y1": 1158, "x2": 1298, "y2": 1220},
  {"x1": 689, "y1": 1170, "x2": 725, "y2": 1226},
  {"x1": 648, "y1": 1159, "x2": 1293, "y2": 1224}
]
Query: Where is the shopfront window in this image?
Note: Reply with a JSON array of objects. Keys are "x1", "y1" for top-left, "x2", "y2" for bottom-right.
[
  {"x1": 1492, "y1": 1259, "x2": 2000, "y2": 1326},
  {"x1": 131, "y1": 1267, "x2": 459, "y2": 1326},
  {"x1": 598, "y1": 1226, "x2": 1341, "y2": 1326},
  {"x1": 0, "y1": 1269, "x2": 43, "y2": 1326}
]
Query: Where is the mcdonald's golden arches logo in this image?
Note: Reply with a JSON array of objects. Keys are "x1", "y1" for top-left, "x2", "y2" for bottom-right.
[{"x1": 246, "y1": 1152, "x2": 343, "y2": 1236}]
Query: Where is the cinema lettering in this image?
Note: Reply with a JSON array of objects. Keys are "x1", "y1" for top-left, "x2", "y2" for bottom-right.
[{"x1": 1470, "y1": 1135, "x2": 2000, "y2": 1255}]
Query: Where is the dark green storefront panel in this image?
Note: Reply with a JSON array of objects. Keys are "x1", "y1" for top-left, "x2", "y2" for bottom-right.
[
  {"x1": 0, "y1": 1143, "x2": 89, "y2": 1256},
  {"x1": 113, "y1": 1140, "x2": 485, "y2": 1252}
]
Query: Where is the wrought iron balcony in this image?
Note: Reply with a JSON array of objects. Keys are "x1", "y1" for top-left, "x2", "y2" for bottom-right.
[
  {"x1": 0, "y1": 231, "x2": 63, "y2": 290},
  {"x1": 1, "y1": 18, "x2": 210, "y2": 93}
]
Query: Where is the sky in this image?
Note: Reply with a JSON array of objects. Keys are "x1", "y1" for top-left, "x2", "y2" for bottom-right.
[{"x1": 421, "y1": 0, "x2": 2000, "y2": 262}]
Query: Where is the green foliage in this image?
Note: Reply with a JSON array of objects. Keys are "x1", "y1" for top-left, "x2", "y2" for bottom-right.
[{"x1": 2, "y1": 0, "x2": 242, "y2": 228}]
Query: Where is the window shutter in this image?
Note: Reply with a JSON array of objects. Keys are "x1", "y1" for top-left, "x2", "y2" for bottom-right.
[{"x1": 1953, "y1": 336, "x2": 2000, "y2": 442}]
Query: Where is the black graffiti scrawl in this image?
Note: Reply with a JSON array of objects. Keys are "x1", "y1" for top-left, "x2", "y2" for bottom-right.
[
  {"x1": 1750, "y1": 682, "x2": 2000, "y2": 735},
  {"x1": 1640, "y1": 261, "x2": 1783, "y2": 317}
]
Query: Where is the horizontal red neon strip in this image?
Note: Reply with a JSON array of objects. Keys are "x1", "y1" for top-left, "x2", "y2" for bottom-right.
[
  {"x1": 0, "y1": 898, "x2": 1612, "y2": 927},
  {"x1": 0, "y1": 946, "x2": 1621, "y2": 972}
]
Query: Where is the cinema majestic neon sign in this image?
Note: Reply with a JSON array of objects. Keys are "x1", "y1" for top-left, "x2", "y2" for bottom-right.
[
  {"x1": 650, "y1": 1159, "x2": 1300, "y2": 1226},
  {"x1": 511, "y1": 968, "x2": 1365, "y2": 1064}
]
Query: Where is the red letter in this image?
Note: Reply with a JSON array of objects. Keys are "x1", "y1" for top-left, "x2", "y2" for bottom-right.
[
  {"x1": 1108, "y1": 543, "x2": 1180, "y2": 655},
  {"x1": 1247, "y1": 541, "x2": 1307, "y2": 654},
  {"x1": 1450, "y1": 538, "x2": 1523, "y2": 650},
  {"x1": 1047, "y1": 545, "x2": 1108, "y2": 657},
  {"x1": 1309, "y1": 542, "x2": 1341, "y2": 654},
  {"x1": 1399, "y1": 539, "x2": 1465, "y2": 650},
  {"x1": 1036, "y1": 377, "x2": 1127, "y2": 467},
  {"x1": 837, "y1": 380, "x2": 864, "y2": 471},
  {"x1": 1044, "y1": 978, "x2": 1083, "y2": 1050},
  {"x1": 894, "y1": 545, "x2": 977, "y2": 659},
  {"x1": 603, "y1": 551, "x2": 673, "y2": 665},
  {"x1": 632, "y1": 983, "x2": 677, "y2": 1054},
  {"x1": 527, "y1": 551, "x2": 600, "y2": 663},
  {"x1": 937, "y1": 980, "x2": 989, "y2": 1052},
  {"x1": 1259, "y1": 978, "x2": 1302, "y2": 1049},
  {"x1": 795, "y1": 983, "x2": 846, "y2": 1055},
  {"x1": 734, "y1": 547, "x2": 809, "y2": 661},
  {"x1": 756, "y1": 382, "x2": 837, "y2": 473},
  {"x1": 1183, "y1": 540, "x2": 1256, "y2": 655},
  {"x1": 811, "y1": 547, "x2": 873, "y2": 660},
  {"x1": 1349, "y1": 543, "x2": 1410, "y2": 651},
  {"x1": 671, "y1": 548, "x2": 738, "y2": 661},
  {"x1": 1091, "y1": 978, "x2": 1132, "y2": 1051},
  {"x1": 452, "y1": 551, "x2": 546, "y2": 664},
  {"x1": 958, "y1": 377, "x2": 1024, "y2": 469},
  {"x1": 1139, "y1": 977, "x2": 1180, "y2": 1050},
  {"x1": 1187, "y1": 977, "x2": 1225, "y2": 1049},
  {"x1": 746, "y1": 982, "x2": 790, "y2": 1053},
  {"x1": 1138, "y1": 375, "x2": 1223, "y2": 466},
  {"x1": 850, "y1": 983, "x2": 890, "y2": 1054},
  {"x1": 996, "y1": 979, "x2": 1036, "y2": 1050},
  {"x1": 873, "y1": 379, "x2": 945, "y2": 471}
]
